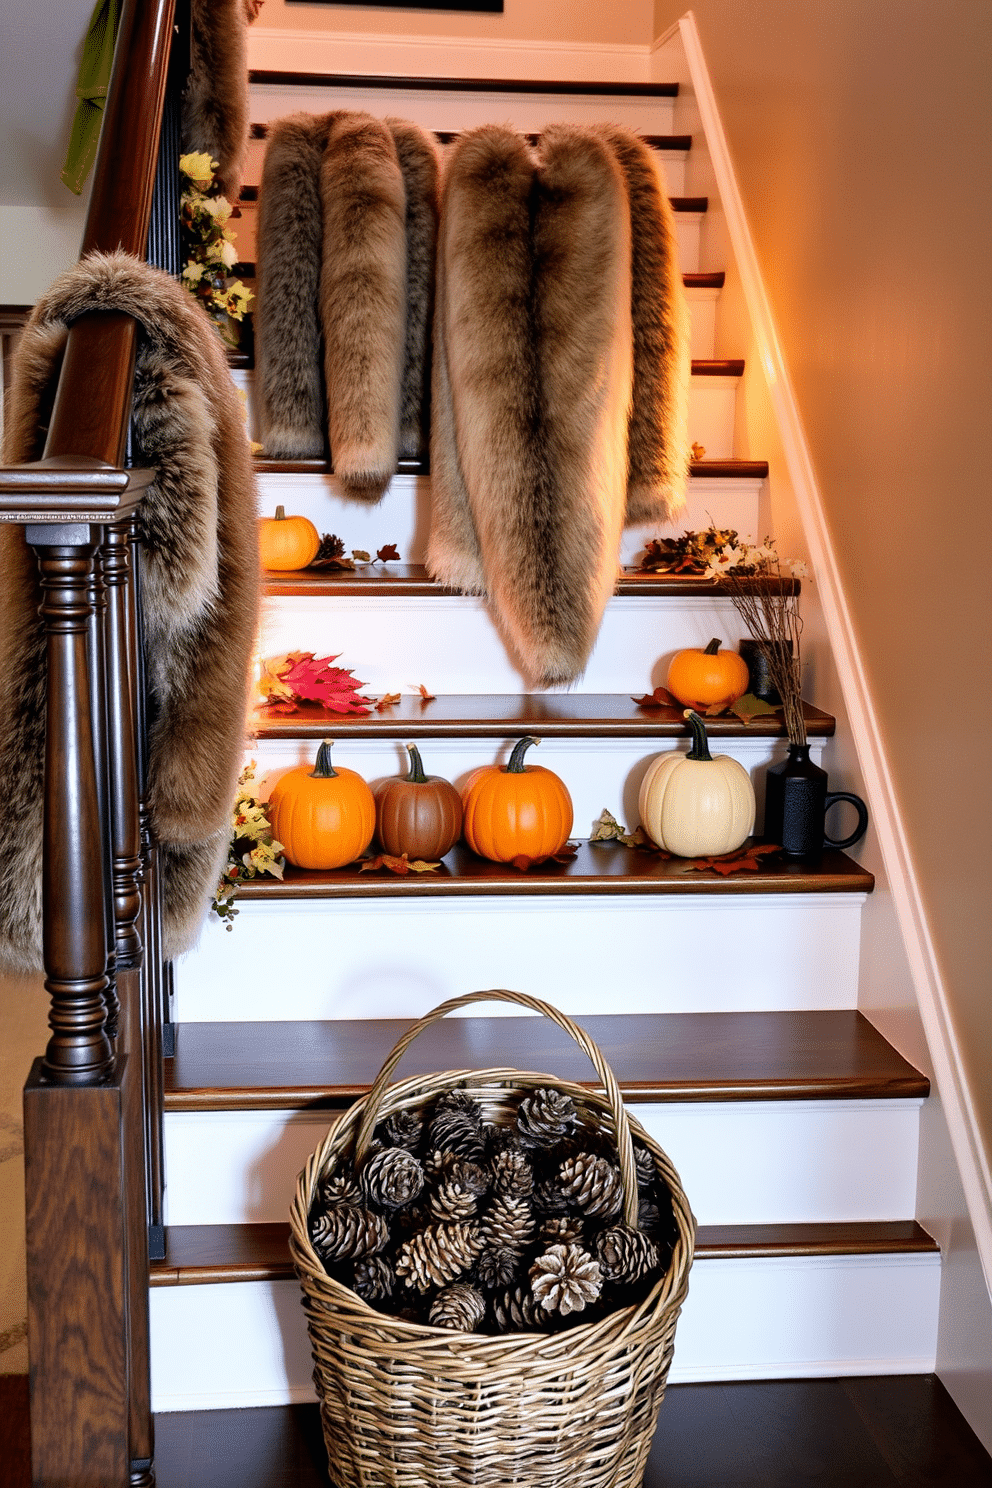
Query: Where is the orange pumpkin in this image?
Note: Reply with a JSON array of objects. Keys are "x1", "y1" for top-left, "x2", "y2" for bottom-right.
[
  {"x1": 374, "y1": 744, "x2": 463, "y2": 860},
  {"x1": 461, "y1": 736, "x2": 573, "y2": 862},
  {"x1": 258, "y1": 505, "x2": 320, "y2": 571},
  {"x1": 667, "y1": 637, "x2": 750, "y2": 711},
  {"x1": 268, "y1": 740, "x2": 375, "y2": 869}
]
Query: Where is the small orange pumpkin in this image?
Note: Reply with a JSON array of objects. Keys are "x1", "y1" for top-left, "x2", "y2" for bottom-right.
[
  {"x1": 374, "y1": 744, "x2": 463, "y2": 861},
  {"x1": 268, "y1": 740, "x2": 375, "y2": 869},
  {"x1": 667, "y1": 637, "x2": 750, "y2": 711},
  {"x1": 258, "y1": 505, "x2": 320, "y2": 571},
  {"x1": 461, "y1": 736, "x2": 573, "y2": 863}
]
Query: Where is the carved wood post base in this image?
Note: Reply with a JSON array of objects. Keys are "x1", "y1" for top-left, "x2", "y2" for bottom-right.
[{"x1": 24, "y1": 1064, "x2": 133, "y2": 1486}]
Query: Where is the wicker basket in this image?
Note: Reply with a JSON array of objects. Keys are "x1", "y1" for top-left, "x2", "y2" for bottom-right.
[{"x1": 289, "y1": 989, "x2": 695, "y2": 1488}]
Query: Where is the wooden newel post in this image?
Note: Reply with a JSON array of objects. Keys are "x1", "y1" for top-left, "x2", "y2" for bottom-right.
[
  {"x1": 23, "y1": 521, "x2": 136, "y2": 1485},
  {"x1": 34, "y1": 526, "x2": 114, "y2": 1082}
]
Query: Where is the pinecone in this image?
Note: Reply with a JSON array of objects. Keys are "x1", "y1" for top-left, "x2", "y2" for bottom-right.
[
  {"x1": 517, "y1": 1088, "x2": 578, "y2": 1148},
  {"x1": 483, "y1": 1193, "x2": 536, "y2": 1250},
  {"x1": 558, "y1": 1154, "x2": 624, "y2": 1220},
  {"x1": 430, "y1": 1172, "x2": 482, "y2": 1222},
  {"x1": 449, "y1": 1157, "x2": 489, "y2": 1196},
  {"x1": 383, "y1": 1110, "x2": 424, "y2": 1151},
  {"x1": 314, "y1": 532, "x2": 345, "y2": 561},
  {"x1": 352, "y1": 1254, "x2": 395, "y2": 1302},
  {"x1": 319, "y1": 1170, "x2": 360, "y2": 1208},
  {"x1": 491, "y1": 1148, "x2": 534, "y2": 1198},
  {"x1": 637, "y1": 1198, "x2": 662, "y2": 1235},
  {"x1": 475, "y1": 1245, "x2": 521, "y2": 1291},
  {"x1": 596, "y1": 1225, "x2": 660, "y2": 1285},
  {"x1": 361, "y1": 1147, "x2": 424, "y2": 1209},
  {"x1": 395, "y1": 1221, "x2": 483, "y2": 1292},
  {"x1": 540, "y1": 1214, "x2": 585, "y2": 1246},
  {"x1": 530, "y1": 1244, "x2": 603, "y2": 1317},
  {"x1": 427, "y1": 1093, "x2": 486, "y2": 1162},
  {"x1": 311, "y1": 1204, "x2": 388, "y2": 1262},
  {"x1": 532, "y1": 1180, "x2": 571, "y2": 1216},
  {"x1": 492, "y1": 1284, "x2": 552, "y2": 1333},
  {"x1": 633, "y1": 1142, "x2": 657, "y2": 1188},
  {"x1": 429, "y1": 1283, "x2": 486, "y2": 1332}
]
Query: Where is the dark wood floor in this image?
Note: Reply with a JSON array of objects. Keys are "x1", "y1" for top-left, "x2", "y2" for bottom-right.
[{"x1": 5, "y1": 1374, "x2": 989, "y2": 1487}]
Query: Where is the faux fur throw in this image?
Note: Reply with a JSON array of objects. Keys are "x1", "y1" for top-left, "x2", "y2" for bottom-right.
[
  {"x1": 427, "y1": 124, "x2": 689, "y2": 687},
  {"x1": 256, "y1": 110, "x2": 440, "y2": 495},
  {"x1": 182, "y1": 0, "x2": 256, "y2": 202},
  {"x1": 0, "y1": 250, "x2": 261, "y2": 972}
]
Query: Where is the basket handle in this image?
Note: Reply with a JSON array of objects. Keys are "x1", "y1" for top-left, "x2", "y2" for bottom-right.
[{"x1": 353, "y1": 989, "x2": 640, "y2": 1229}]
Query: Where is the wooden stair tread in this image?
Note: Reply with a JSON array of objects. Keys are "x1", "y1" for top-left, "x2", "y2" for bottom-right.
[
  {"x1": 148, "y1": 1378, "x2": 992, "y2": 1488},
  {"x1": 162, "y1": 1010, "x2": 926, "y2": 1110},
  {"x1": 252, "y1": 693, "x2": 834, "y2": 740},
  {"x1": 232, "y1": 841, "x2": 873, "y2": 902},
  {"x1": 249, "y1": 71, "x2": 679, "y2": 98},
  {"x1": 251, "y1": 124, "x2": 692, "y2": 151},
  {"x1": 149, "y1": 1219, "x2": 937, "y2": 1287},
  {"x1": 259, "y1": 552, "x2": 773, "y2": 597}
]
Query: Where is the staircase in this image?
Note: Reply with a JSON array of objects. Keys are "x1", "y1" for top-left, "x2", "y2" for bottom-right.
[{"x1": 147, "y1": 68, "x2": 941, "y2": 1424}]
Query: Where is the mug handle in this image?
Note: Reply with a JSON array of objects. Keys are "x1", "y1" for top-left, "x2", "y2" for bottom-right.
[{"x1": 823, "y1": 791, "x2": 869, "y2": 850}]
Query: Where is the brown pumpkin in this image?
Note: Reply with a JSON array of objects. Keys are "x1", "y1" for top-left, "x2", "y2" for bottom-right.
[
  {"x1": 461, "y1": 736, "x2": 573, "y2": 863},
  {"x1": 374, "y1": 744, "x2": 463, "y2": 861},
  {"x1": 667, "y1": 637, "x2": 750, "y2": 711},
  {"x1": 268, "y1": 740, "x2": 375, "y2": 869},
  {"x1": 258, "y1": 505, "x2": 321, "y2": 571}
]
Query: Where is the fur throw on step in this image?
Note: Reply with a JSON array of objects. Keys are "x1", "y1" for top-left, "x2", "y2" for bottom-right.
[
  {"x1": 428, "y1": 125, "x2": 635, "y2": 688},
  {"x1": 256, "y1": 111, "x2": 439, "y2": 492},
  {"x1": 182, "y1": 0, "x2": 255, "y2": 202},
  {"x1": 0, "y1": 250, "x2": 260, "y2": 972},
  {"x1": 428, "y1": 123, "x2": 689, "y2": 686}
]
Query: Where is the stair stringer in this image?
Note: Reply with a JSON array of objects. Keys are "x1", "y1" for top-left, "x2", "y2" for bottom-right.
[{"x1": 650, "y1": 6, "x2": 992, "y2": 1436}]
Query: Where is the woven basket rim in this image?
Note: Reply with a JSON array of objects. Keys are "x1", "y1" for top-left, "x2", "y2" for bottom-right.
[{"x1": 290, "y1": 1063, "x2": 695, "y2": 1356}]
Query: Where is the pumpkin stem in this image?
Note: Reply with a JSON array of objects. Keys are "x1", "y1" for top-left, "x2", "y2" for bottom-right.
[
  {"x1": 274, "y1": 505, "x2": 286, "y2": 521},
  {"x1": 506, "y1": 736, "x2": 540, "y2": 773},
  {"x1": 703, "y1": 637, "x2": 722, "y2": 655},
  {"x1": 405, "y1": 743, "x2": 428, "y2": 784},
  {"x1": 683, "y1": 710, "x2": 713, "y2": 761},
  {"x1": 310, "y1": 739, "x2": 339, "y2": 778}
]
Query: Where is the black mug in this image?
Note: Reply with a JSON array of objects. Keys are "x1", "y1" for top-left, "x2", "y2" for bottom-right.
[
  {"x1": 738, "y1": 638, "x2": 791, "y2": 704},
  {"x1": 765, "y1": 744, "x2": 869, "y2": 858}
]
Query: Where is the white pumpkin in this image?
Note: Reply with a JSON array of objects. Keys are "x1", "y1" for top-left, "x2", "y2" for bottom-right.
[{"x1": 639, "y1": 710, "x2": 755, "y2": 857}]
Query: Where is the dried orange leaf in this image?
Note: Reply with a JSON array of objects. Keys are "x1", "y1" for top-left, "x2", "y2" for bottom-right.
[
  {"x1": 418, "y1": 684, "x2": 436, "y2": 701},
  {"x1": 374, "y1": 692, "x2": 402, "y2": 712}
]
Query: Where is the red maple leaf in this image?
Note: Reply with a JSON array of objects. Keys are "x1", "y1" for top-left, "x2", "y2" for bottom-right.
[
  {"x1": 277, "y1": 653, "x2": 372, "y2": 714},
  {"x1": 376, "y1": 543, "x2": 401, "y2": 563}
]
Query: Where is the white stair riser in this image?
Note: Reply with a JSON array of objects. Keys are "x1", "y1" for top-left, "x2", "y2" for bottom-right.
[
  {"x1": 175, "y1": 892, "x2": 865, "y2": 1022},
  {"x1": 257, "y1": 593, "x2": 772, "y2": 694},
  {"x1": 249, "y1": 84, "x2": 677, "y2": 142},
  {"x1": 237, "y1": 365, "x2": 734, "y2": 457},
  {"x1": 149, "y1": 1251, "x2": 939, "y2": 1411},
  {"x1": 686, "y1": 285, "x2": 718, "y2": 360},
  {"x1": 247, "y1": 470, "x2": 763, "y2": 570},
  {"x1": 247, "y1": 735, "x2": 825, "y2": 837},
  {"x1": 162, "y1": 1098, "x2": 919, "y2": 1228}
]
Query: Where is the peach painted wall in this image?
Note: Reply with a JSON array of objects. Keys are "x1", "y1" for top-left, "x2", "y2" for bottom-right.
[
  {"x1": 258, "y1": 0, "x2": 654, "y2": 47},
  {"x1": 652, "y1": 0, "x2": 992, "y2": 1175}
]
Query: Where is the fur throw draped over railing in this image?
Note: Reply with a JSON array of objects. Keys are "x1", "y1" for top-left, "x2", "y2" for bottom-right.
[
  {"x1": 255, "y1": 111, "x2": 441, "y2": 498},
  {"x1": 0, "y1": 250, "x2": 261, "y2": 972},
  {"x1": 429, "y1": 123, "x2": 691, "y2": 688}
]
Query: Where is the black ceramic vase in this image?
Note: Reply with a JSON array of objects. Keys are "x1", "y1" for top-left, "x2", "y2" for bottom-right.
[{"x1": 764, "y1": 744, "x2": 869, "y2": 858}]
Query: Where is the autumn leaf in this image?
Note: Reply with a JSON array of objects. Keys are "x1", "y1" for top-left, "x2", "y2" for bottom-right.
[
  {"x1": 729, "y1": 692, "x2": 780, "y2": 724},
  {"x1": 632, "y1": 686, "x2": 680, "y2": 709},
  {"x1": 418, "y1": 684, "x2": 436, "y2": 702},
  {"x1": 374, "y1": 692, "x2": 402, "y2": 712},
  {"x1": 376, "y1": 543, "x2": 400, "y2": 563},
  {"x1": 256, "y1": 652, "x2": 296, "y2": 704},
  {"x1": 590, "y1": 808, "x2": 625, "y2": 842},
  {"x1": 277, "y1": 652, "x2": 372, "y2": 714},
  {"x1": 682, "y1": 842, "x2": 781, "y2": 875},
  {"x1": 509, "y1": 843, "x2": 579, "y2": 871},
  {"x1": 351, "y1": 549, "x2": 371, "y2": 563},
  {"x1": 360, "y1": 853, "x2": 441, "y2": 875}
]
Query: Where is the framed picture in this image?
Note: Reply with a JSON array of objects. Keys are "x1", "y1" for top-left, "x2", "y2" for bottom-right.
[{"x1": 288, "y1": 2, "x2": 504, "y2": 11}]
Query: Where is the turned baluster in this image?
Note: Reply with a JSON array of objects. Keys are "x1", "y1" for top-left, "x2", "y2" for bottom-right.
[{"x1": 103, "y1": 519, "x2": 144, "y2": 967}]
